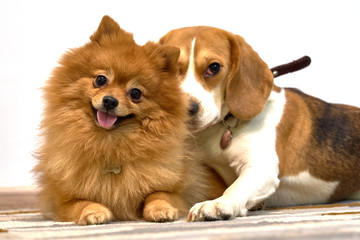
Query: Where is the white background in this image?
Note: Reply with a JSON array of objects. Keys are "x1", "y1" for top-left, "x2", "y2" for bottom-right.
[{"x1": 0, "y1": 0, "x2": 359, "y2": 186}]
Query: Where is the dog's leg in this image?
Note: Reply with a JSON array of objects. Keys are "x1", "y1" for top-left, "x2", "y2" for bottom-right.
[
  {"x1": 187, "y1": 158, "x2": 279, "y2": 221},
  {"x1": 143, "y1": 192, "x2": 188, "y2": 222},
  {"x1": 55, "y1": 199, "x2": 113, "y2": 225}
]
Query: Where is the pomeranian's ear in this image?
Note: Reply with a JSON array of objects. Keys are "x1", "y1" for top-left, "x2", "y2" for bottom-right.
[
  {"x1": 90, "y1": 15, "x2": 133, "y2": 44},
  {"x1": 144, "y1": 42, "x2": 180, "y2": 73}
]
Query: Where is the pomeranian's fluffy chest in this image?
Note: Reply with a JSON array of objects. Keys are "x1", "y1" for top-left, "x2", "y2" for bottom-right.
[{"x1": 73, "y1": 156, "x2": 186, "y2": 220}]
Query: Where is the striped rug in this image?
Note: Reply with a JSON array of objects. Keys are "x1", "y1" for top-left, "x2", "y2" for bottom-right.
[{"x1": 1, "y1": 201, "x2": 360, "y2": 239}]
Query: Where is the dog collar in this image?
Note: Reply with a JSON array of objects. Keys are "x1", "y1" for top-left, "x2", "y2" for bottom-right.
[{"x1": 104, "y1": 166, "x2": 122, "y2": 175}]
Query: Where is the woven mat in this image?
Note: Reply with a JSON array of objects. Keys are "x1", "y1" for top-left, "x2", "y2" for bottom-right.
[{"x1": 1, "y1": 202, "x2": 360, "y2": 239}]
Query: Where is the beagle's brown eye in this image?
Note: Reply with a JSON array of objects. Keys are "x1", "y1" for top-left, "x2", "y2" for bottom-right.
[
  {"x1": 204, "y1": 63, "x2": 221, "y2": 78},
  {"x1": 94, "y1": 75, "x2": 108, "y2": 88},
  {"x1": 129, "y1": 88, "x2": 142, "y2": 103}
]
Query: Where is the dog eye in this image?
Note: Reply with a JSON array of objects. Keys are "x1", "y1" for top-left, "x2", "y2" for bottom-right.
[
  {"x1": 204, "y1": 63, "x2": 221, "y2": 78},
  {"x1": 94, "y1": 75, "x2": 108, "y2": 88},
  {"x1": 129, "y1": 88, "x2": 142, "y2": 103}
]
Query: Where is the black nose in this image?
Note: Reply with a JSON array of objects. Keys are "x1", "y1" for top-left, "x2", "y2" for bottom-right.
[
  {"x1": 189, "y1": 101, "x2": 199, "y2": 116},
  {"x1": 102, "y1": 96, "x2": 119, "y2": 110}
]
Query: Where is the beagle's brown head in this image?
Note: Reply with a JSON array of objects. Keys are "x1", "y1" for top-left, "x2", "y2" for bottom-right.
[{"x1": 160, "y1": 26, "x2": 273, "y2": 129}]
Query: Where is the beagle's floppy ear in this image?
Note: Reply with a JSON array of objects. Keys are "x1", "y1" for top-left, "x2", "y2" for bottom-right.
[
  {"x1": 226, "y1": 34, "x2": 274, "y2": 120},
  {"x1": 90, "y1": 15, "x2": 134, "y2": 45}
]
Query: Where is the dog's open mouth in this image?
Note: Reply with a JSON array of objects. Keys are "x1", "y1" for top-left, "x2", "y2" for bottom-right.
[{"x1": 92, "y1": 106, "x2": 134, "y2": 129}]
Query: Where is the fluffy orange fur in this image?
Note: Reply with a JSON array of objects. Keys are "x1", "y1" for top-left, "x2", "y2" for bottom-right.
[{"x1": 34, "y1": 16, "x2": 225, "y2": 225}]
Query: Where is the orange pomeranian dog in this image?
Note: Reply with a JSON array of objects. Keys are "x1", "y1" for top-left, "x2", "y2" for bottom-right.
[{"x1": 34, "y1": 16, "x2": 225, "y2": 225}]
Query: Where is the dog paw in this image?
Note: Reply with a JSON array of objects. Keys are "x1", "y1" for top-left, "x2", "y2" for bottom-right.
[
  {"x1": 77, "y1": 203, "x2": 113, "y2": 225},
  {"x1": 187, "y1": 198, "x2": 247, "y2": 222},
  {"x1": 143, "y1": 200, "x2": 179, "y2": 222}
]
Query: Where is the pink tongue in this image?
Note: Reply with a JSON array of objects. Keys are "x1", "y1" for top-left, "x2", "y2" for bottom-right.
[{"x1": 97, "y1": 111, "x2": 118, "y2": 128}]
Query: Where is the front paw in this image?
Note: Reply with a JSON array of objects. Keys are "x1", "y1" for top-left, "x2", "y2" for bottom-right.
[
  {"x1": 143, "y1": 200, "x2": 179, "y2": 222},
  {"x1": 187, "y1": 198, "x2": 247, "y2": 222},
  {"x1": 77, "y1": 203, "x2": 113, "y2": 225}
]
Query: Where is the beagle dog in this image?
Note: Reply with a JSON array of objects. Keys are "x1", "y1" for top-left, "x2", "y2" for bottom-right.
[{"x1": 160, "y1": 26, "x2": 360, "y2": 221}]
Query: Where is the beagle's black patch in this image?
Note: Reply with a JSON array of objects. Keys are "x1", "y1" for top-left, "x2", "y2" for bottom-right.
[{"x1": 287, "y1": 88, "x2": 360, "y2": 157}]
